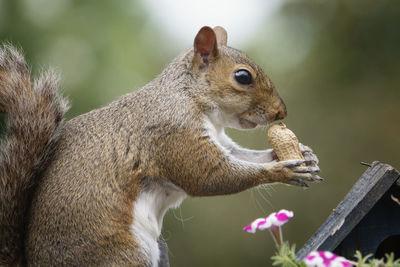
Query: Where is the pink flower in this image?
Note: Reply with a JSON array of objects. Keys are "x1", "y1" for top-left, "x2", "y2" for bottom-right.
[
  {"x1": 243, "y1": 209, "x2": 293, "y2": 247},
  {"x1": 269, "y1": 209, "x2": 294, "y2": 227},
  {"x1": 303, "y1": 251, "x2": 353, "y2": 267},
  {"x1": 243, "y1": 209, "x2": 293, "y2": 233}
]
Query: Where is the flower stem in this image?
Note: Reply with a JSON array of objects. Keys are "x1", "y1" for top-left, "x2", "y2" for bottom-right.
[{"x1": 269, "y1": 226, "x2": 283, "y2": 249}]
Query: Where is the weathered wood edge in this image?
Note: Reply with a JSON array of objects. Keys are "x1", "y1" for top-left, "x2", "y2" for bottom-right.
[{"x1": 295, "y1": 162, "x2": 400, "y2": 260}]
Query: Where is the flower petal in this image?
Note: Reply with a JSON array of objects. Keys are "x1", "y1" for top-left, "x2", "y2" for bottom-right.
[
  {"x1": 244, "y1": 209, "x2": 294, "y2": 233},
  {"x1": 268, "y1": 209, "x2": 294, "y2": 227},
  {"x1": 303, "y1": 251, "x2": 353, "y2": 267},
  {"x1": 304, "y1": 251, "x2": 325, "y2": 267},
  {"x1": 243, "y1": 218, "x2": 267, "y2": 233}
]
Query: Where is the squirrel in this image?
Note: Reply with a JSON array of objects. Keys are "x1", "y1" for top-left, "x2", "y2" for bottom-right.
[{"x1": 0, "y1": 26, "x2": 321, "y2": 266}]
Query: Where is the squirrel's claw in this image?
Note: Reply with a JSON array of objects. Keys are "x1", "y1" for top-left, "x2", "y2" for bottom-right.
[
  {"x1": 290, "y1": 172, "x2": 323, "y2": 182},
  {"x1": 293, "y1": 166, "x2": 320, "y2": 173},
  {"x1": 279, "y1": 159, "x2": 309, "y2": 168},
  {"x1": 299, "y1": 143, "x2": 319, "y2": 166},
  {"x1": 288, "y1": 178, "x2": 309, "y2": 188},
  {"x1": 287, "y1": 173, "x2": 323, "y2": 187},
  {"x1": 269, "y1": 158, "x2": 323, "y2": 187}
]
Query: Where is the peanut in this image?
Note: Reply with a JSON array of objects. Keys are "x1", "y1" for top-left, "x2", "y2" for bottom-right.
[{"x1": 267, "y1": 123, "x2": 305, "y2": 164}]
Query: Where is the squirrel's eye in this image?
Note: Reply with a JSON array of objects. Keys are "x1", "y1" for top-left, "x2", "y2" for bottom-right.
[{"x1": 234, "y1": 69, "x2": 252, "y2": 85}]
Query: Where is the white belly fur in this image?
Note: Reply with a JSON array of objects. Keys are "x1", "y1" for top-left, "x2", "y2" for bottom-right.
[{"x1": 130, "y1": 182, "x2": 186, "y2": 266}]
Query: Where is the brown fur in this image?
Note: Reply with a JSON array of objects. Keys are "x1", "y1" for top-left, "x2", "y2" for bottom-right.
[
  {"x1": 0, "y1": 27, "x2": 319, "y2": 266},
  {"x1": 0, "y1": 44, "x2": 69, "y2": 266}
]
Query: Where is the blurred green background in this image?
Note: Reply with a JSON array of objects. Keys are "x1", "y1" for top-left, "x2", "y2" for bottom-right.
[{"x1": 1, "y1": 0, "x2": 399, "y2": 266}]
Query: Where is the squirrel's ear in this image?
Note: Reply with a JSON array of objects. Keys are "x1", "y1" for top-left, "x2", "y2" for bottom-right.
[
  {"x1": 213, "y1": 26, "x2": 228, "y2": 46},
  {"x1": 193, "y1": 26, "x2": 219, "y2": 69}
]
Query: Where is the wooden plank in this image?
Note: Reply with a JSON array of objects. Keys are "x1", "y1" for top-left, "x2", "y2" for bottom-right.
[{"x1": 295, "y1": 162, "x2": 400, "y2": 260}]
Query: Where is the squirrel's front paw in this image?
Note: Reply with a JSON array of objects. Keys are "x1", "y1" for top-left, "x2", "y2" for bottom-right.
[
  {"x1": 299, "y1": 143, "x2": 319, "y2": 166},
  {"x1": 268, "y1": 159, "x2": 323, "y2": 187}
]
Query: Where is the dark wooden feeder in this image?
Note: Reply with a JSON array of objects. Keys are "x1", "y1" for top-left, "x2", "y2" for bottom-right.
[{"x1": 296, "y1": 161, "x2": 400, "y2": 261}]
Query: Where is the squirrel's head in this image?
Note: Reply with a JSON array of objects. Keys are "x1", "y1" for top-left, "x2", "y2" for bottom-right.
[{"x1": 191, "y1": 26, "x2": 287, "y2": 129}]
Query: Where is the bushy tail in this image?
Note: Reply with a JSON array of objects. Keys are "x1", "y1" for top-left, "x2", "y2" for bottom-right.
[{"x1": 0, "y1": 44, "x2": 69, "y2": 266}]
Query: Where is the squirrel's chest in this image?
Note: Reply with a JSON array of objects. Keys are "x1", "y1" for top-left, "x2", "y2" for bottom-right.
[{"x1": 130, "y1": 183, "x2": 186, "y2": 266}]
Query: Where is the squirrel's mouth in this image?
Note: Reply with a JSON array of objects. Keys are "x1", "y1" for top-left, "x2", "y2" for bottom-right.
[{"x1": 238, "y1": 118, "x2": 258, "y2": 129}]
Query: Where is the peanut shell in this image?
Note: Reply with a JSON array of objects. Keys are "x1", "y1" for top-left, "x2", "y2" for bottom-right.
[{"x1": 267, "y1": 123, "x2": 305, "y2": 164}]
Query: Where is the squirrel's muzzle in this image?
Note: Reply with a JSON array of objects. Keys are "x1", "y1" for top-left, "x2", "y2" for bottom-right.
[
  {"x1": 274, "y1": 102, "x2": 287, "y2": 121},
  {"x1": 268, "y1": 95, "x2": 287, "y2": 122},
  {"x1": 238, "y1": 97, "x2": 287, "y2": 129}
]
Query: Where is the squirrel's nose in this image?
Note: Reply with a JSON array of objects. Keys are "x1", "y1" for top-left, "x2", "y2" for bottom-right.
[{"x1": 274, "y1": 105, "x2": 287, "y2": 121}]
